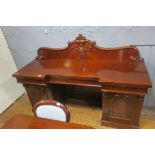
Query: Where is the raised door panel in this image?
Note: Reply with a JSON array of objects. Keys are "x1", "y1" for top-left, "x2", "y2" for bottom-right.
[
  {"x1": 108, "y1": 94, "x2": 136, "y2": 123},
  {"x1": 102, "y1": 93, "x2": 143, "y2": 127}
]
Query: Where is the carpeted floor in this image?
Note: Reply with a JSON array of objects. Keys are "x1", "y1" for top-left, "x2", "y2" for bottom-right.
[{"x1": 0, "y1": 94, "x2": 155, "y2": 129}]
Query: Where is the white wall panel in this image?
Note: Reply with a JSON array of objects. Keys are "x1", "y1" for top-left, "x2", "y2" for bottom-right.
[
  {"x1": 146, "y1": 46, "x2": 155, "y2": 107},
  {"x1": 138, "y1": 46, "x2": 151, "y2": 106},
  {"x1": 0, "y1": 28, "x2": 24, "y2": 114}
]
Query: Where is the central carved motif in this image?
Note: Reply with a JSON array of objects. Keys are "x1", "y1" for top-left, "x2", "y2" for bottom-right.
[{"x1": 68, "y1": 34, "x2": 95, "y2": 59}]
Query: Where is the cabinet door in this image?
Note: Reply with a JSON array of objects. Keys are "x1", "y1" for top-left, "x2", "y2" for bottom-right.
[
  {"x1": 0, "y1": 28, "x2": 24, "y2": 114},
  {"x1": 102, "y1": 93, "x2": 144, "y2": 127}
]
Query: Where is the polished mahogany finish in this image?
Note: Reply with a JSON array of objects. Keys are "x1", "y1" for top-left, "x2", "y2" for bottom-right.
[
  {"x1": 1, "y1": 114, "x2": 93, "y2": 129},
  {"x1": 33, "y1": 99, "x2": 70, "y2": 122},
  {"x1": 13, "y1": 34, "x2": 152, "y2": 128}
]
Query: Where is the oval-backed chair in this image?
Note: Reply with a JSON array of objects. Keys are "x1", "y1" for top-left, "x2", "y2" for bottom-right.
[{"x1": 32, "y1": 99, "x2": 70, "y2": 122}]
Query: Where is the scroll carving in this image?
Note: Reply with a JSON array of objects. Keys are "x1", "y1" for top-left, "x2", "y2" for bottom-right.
[
  {"x1": 130, "y1": 56, "x2": 144, "y2": 62},
  {"x1": 68, "y1": 34, "x2": 95, "y2": 59}
]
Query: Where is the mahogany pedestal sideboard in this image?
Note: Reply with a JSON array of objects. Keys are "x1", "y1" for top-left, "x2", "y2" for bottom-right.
[
  {"x1": 2, "y1": 114, "x2": 93, "y2": 129},
  {"x1": 13, "y1": 34, "x2": 152, "y2": 129}
]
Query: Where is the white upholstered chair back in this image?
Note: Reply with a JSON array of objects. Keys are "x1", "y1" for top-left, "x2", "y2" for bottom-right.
[{"x1": 33, "y1": 100, "x2": 70, "y2": 122}]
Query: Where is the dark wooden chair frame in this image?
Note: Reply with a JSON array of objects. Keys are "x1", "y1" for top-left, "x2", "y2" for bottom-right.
[{"x1": 33, "y1": 99, "x2": 70, "y2": 122}]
